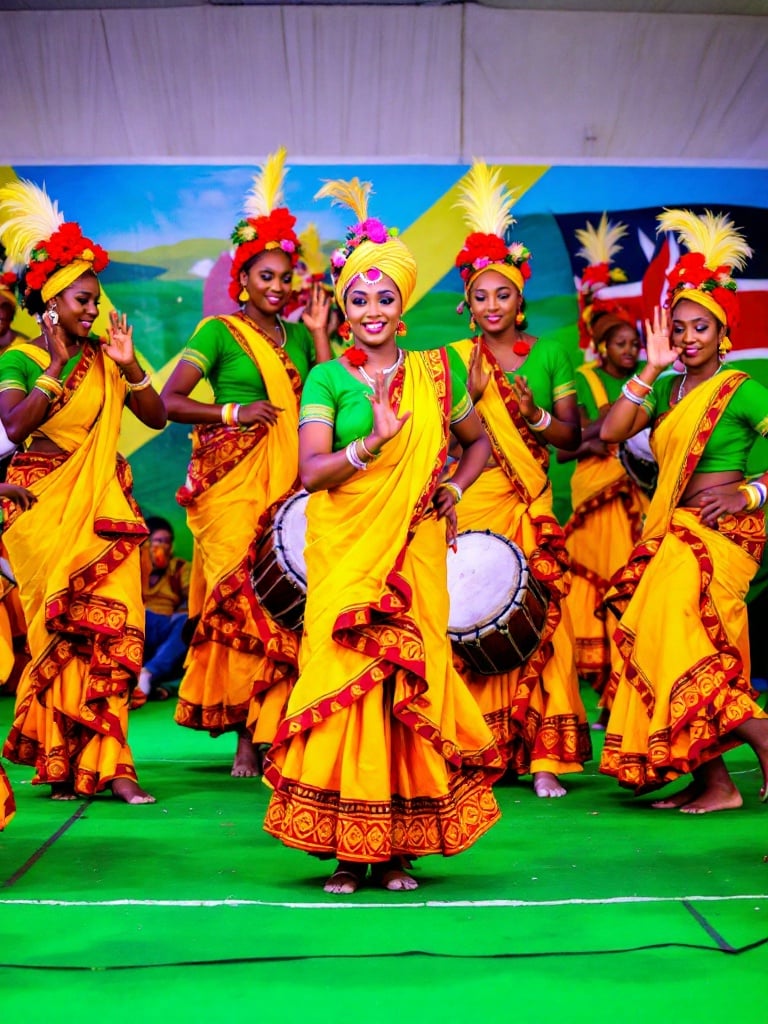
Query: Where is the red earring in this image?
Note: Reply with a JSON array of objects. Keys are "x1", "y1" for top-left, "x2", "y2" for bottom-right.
[
  {"x1": 396, "y1": 319, "x2": 407, "y2": 337},
  {"x1": 337, "y1": 320, "x2": 351, "y2": 341}
]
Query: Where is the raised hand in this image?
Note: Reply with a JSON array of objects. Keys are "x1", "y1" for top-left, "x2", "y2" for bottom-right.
[
  {"x1": 644, "y1": 306, "x2": 678, "y2": 371},
  {"x1": 41, "y1": 308, "x2": 70, "y2": 371},
  {"x1": 369, "y1": 370, "x2": 411, "y2": 443},
  {"x1": 512, "y1": 374, "x2": 537, "y2": 420},
  {"x1": 101, "y1": 310, "x2": 136, "y2": 367},
  {"x1": 301, "y1": 283, "x2": 332, "y2": 333},
  {"x1": 467, "y1": 339, "x2": 490, "y2": 402}
]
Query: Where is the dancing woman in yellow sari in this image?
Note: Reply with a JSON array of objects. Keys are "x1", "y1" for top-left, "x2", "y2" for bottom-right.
[
  {"x1": 558, "y1": 217, "x2": 649, "y2": 707},
  {"x1": 264, "y1": 178, "x2": 501, "y2": 894},
  {"x1": 600, "y1": 210, "x2": 768, "y2": 813},
  {"x1": 0, "y1": 180, "x2": 165, "y2": 805},
  {"x1": 447, "y1": 163, "x2": 590, "y2": 798},
  {"x1": 163, "y1": 150, "x2": 330, "y2": 777}
]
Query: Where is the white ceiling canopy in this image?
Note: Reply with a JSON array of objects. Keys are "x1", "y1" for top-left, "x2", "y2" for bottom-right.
[{"x1": 0, "y1": 0, "x2": 766, "y2": 10}]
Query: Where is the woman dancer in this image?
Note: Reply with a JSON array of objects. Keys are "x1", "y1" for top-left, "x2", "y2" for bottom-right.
[
  {"x1": 0, "y1": 179, "x2": 165, "y2": 804},
  {"x1": 163, "y1": 150, "x2": 330, "y2": 777},
  {"x1": 447, "y1": 162, "x2": 590, "y2": 798},
  {"x1": 559, "y1": 215, "x2": 649, "y2": 713},
  {"x1": 600, "y1": 209, "x2": 768, "y2": 812},
  {"x1": 264, "y1": 177, "x2": 502, "y2": 893}
]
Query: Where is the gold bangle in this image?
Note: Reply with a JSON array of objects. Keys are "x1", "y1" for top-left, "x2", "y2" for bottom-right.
[
  {"x1": 36, "y1": 373, "x2": 64, "y2": 396},
  {"x1": 221, "y1": 402, "x2": 234, "y2": 426},
  {"x1": 358, "y1": 437, "x2": 379, "y2": 462},
  {"x1": 438, "y1": 481, "x2": 463, "y2": 504},
  {"x1": 738, "y1": 483, "x2": 759, "y2": 511}
]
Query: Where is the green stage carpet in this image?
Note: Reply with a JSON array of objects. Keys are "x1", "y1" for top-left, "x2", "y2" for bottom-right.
[{"x1": 1, "y1": 688, "x2": 766, "y2": 1023}]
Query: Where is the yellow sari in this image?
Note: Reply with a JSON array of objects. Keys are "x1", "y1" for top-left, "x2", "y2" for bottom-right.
[
  {"x1": 601, "y1": 370, "x2": 767, "y2": 792},
  {"x1": 450, "y1": 339, "x2": 591, "y2": 775},
  {"x1": 264, "y1": 350, "x2": 502, "y2": 862},
  {"x1": 2, "y1": 343, "x2": 147, "y2": 795},
  {"x1": 564, "y1": 365, "x2": 648, "y2": 691},
  {"x1": 174, "y1": 315, "x2": 302, "y2": 743}
]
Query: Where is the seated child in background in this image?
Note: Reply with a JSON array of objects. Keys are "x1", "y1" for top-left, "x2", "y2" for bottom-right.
[{"x1": 135, "y1": 516, "x2": 191, "y2": 705}]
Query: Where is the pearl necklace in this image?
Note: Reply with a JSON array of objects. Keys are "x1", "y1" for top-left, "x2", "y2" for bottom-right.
[
  {"x1": 358, "y1": 349, "x2": 403, "y2": 388},
  {"x1": 676, "y1": 363, "x2": 721, "y2": 402}
]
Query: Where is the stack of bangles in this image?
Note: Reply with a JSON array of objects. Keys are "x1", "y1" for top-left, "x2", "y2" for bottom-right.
[
  {"x1": 33, "y1": 373, "x2": 64, "y2": 402},
  {"x1": 221, "y1": 402, "x2": 241, "y2": 426},
  {"x1": 345, "y1": 436, "x2": 379, "y2": 471},
  {"x1": 438, "y1": 481, "x2": 463, "y2": 504},
  {"x1": 527, "y1": 408, "x2": 552, "y2": 432},
  {"x1": 620, "y1": 373, "x2": 653, "y2": 406},
  {"x1": 738, "y1": 480, "x2": 767, "y2": 511},
  {"x1": 127, "y1": 372, "x2": 153, "y2": 393}
]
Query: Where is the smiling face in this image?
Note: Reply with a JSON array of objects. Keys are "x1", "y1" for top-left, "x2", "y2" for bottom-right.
[
  {"x1": 467, "y1": 269, "x2": 521, "y2": 336},
  {"x1": 344, "y1": 273, "x2": 403, "y2": 350},
  {"x1": 239, "y1": 249, "x2": 294, "y2": 316},
  {"x1": 670, "y1": 297, "x2": 725, "y2": 370},
  {"x1": 51, "y1": 271, "x2": 101, "y2": 340}
]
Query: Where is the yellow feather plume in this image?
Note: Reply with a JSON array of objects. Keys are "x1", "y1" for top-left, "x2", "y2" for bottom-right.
[
  {"x1": 657, "y1": 208, "x2": 752, "y2": 272},
  {"x1": 575, "y1": 212, "x2": 627, "y2": 266},
  {"x1": 0, "y1": 178, "x2": 64, "y2": 265},
  {"x1": 298, "y1": 223, "x2": 327, "y2": 277},
  {"x1": 454, "y1": 161, "x2": 518, "y2": 237},
  {"x1": 314, "y1": 178, "x2": 372, "y2": 224},
  {"x1": 244, "y1": 146, "x2": 289, "y2": 219}
]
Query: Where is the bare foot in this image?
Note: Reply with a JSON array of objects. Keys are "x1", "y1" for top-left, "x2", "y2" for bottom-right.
[
  {"x1": 371, "y1": 857, "x2": 419, "y2": 891},
  {"x1": 680, "y1": 783, "x2": 743, "y2": 814},
  {"x1": 231, "y1": 733, "x2": 261, "y2": 778},
  {"x1": 533, "y1": 771, "x2": 567, "y2": 798},
  {"x1": 651, "y1": 782, "x2": 702, "y2": 809},
  {"x1": 111, "y1": 778, "x2": 156, "y2": 805},
  {"x1": 323, "y1": 861, "x2": 367, "y2": 895},
  {"x1": 51, "y1": 782, "x2": 78, "y2": 801}
]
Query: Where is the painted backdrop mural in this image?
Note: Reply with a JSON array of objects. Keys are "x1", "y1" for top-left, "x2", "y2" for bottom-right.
[{"x1": 2, "y1": 162, "x2": 766, "y2": 583}]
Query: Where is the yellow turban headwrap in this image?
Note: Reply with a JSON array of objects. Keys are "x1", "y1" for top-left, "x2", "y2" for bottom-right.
[
  {"x1": 315, "y1": 177, "x2": 417, "y2": 312},
  {"x1": 466, "y1": 262, "x2": 524, "y2": 296},
  {"x1": 334, "y1": 236, "x2": 417, "y2": 311}
]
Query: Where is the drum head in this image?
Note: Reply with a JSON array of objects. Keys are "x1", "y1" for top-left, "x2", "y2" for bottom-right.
[
  {"x1": 273, "y1": 490, "x2": 309, "y2": 589},
  {"x1": 447, "y1": 530, "x2": 526, "y2": 635}
]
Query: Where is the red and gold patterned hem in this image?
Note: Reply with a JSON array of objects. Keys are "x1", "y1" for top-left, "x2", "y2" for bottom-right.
[{"x1": 264, "y1": 770, "x2": 501, "y2": 861}]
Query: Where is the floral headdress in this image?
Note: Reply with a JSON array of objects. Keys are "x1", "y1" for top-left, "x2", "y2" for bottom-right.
[
  {"x1": 453, "y1": 162, "x2": 532, "y2": 296},
  {"x1": 657, "y1": 209, "x2": 751, "y2": 349},
  {"x1": 0, "y1": 179, "x2": 108, "y2": 304},
  {"x1": 315, "y1": 177, "x2": 416, "y2": 309},
  {"x1": 229, "y1": 147, "x2": 302, "y2": 304},
  {"x1": 574, "y1": 213, "x2": 633, "y2": 353}
]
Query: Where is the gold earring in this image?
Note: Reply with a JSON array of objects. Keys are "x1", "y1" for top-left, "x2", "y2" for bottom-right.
[
  {"x1": 238, "y1": 287, "x2": 249, "y2": 303},
  {"x1": 469, "y1": 315, "x2": 476, "y2": 333}
]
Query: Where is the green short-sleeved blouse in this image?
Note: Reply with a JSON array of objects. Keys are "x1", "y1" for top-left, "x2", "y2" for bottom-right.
[
  {"x1": 299, "y1": 354, "x2": 473, "y2": 451},
  {"x1": 180, "y1": 317, "x2": 315, "y2": 404}
]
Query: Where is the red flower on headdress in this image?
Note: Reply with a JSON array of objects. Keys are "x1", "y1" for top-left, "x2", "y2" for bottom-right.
[
  {"x1": 666, "y1": 252, "x2": 739, "y2": 329},
  {"x1": 0, "y1": 271, "x2": 17, "y2": 288},
  {"x1": 455, "y1": 231, "x2": 531, "y2": 284},
  {"x1": 23, "y1": 221, "x2": 109, "y2": 294}
]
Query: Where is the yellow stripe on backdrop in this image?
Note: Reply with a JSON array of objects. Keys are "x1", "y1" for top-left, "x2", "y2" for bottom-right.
[{"x1": 400, "y1": 164, "x2": 549, "y2": 309}]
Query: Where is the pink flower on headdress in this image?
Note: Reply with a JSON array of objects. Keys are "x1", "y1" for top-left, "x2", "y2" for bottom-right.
[
  {"x1": 360, "y1": 218, "x2": 388, "y2": 244},
  {"x1": 280, "y1": 239, "x2": 296, "y2": 254},
  {"x1": 330, "y1": 249, "x2": 347, "y2": 269},
  {"x1": 472, "y1": 256, "x2": 490, "y2": 271}
]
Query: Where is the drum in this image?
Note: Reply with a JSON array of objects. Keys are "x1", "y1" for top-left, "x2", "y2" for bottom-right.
[
  {"x1": 249, "y1": 490, "x2": 309, "y2": 631},
  {"x1": 619, "y1": 427, "x2": 658, "y2": 496},
  {"x1": 447, "y1": 530, "x2": 549, "y2": 675}
]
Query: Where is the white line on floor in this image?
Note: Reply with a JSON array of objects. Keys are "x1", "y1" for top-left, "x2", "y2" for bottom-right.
[{"x1": 0, "y1": 894, "x2": 766, "y2": 910}]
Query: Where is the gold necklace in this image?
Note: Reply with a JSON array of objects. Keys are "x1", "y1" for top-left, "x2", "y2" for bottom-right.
[{"x1": 676, "y1": 363, "x2": 721, "y2": 402}]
